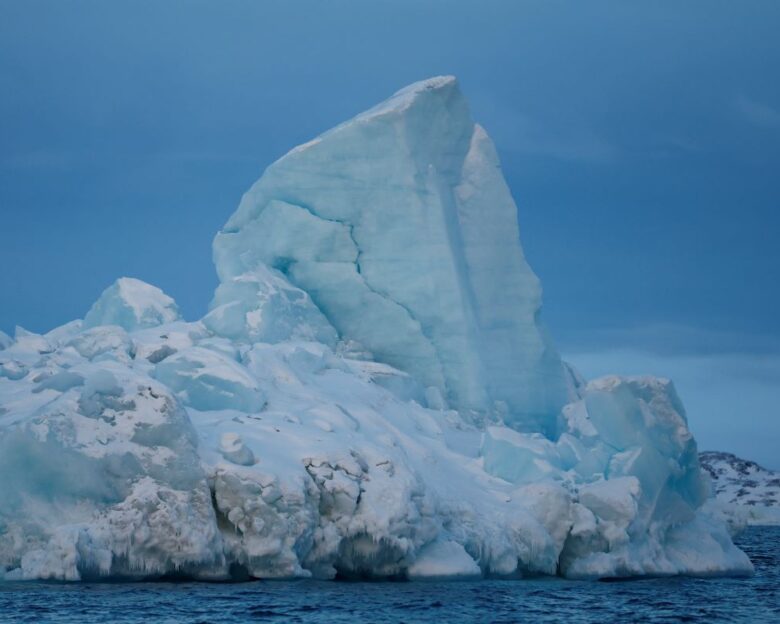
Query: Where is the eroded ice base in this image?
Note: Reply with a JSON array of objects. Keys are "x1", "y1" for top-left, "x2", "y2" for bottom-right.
[
  {"x1": 0, "y1": 77, "x2": 753, "y2": 581},
  {"x1": 0, "y1": 277, "x2": 752, "y2": 581}
]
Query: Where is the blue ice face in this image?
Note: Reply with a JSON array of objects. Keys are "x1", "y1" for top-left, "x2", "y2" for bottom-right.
[{"x1": 214, "y1": 77, "x2": 569, "y2": 436}]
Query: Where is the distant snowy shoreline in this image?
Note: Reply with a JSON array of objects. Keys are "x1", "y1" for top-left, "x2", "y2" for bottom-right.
[{"x1": 700, "y1": 451, "x2": 780, "y2": 526}]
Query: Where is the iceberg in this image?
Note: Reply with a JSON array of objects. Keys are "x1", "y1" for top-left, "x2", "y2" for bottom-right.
[{"x1": 0, "y1": 77, "x2": 752, "y2": 581}]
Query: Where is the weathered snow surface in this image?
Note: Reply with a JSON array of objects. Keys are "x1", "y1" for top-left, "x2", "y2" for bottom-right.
[
  {"x1": 0, "y1": 316, "x2": 751, "y2": 581},
  {"x1": 84, "y1": 278, "x2": 180, "y2": 332},
  {"x1": 700, "y1": 452, "x2": 780, "y2": 526},
  {"x1": 0, "y1": 76, "x2": 753, "y2": 582}
]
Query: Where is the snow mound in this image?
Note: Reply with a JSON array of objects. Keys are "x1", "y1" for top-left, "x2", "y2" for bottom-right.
[
  {"x1": 0, "y1": 77, "x2": 753, "y2": 582},
  {"x1": 84, "y1": 278, "x2": 180, "y2": 331},
  {"x1": 153, "y1": 347, "x2": 266, "y2": 413},
  {"x1": 0, "y1": 363, "x2": 221, "y2": 580}
]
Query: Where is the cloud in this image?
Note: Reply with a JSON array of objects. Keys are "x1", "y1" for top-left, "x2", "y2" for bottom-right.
[
  {"x1": 736, "y1": 95, "x2": 780, "y2": 129},
  {"x1": 149, "y1": 150, "x2": 250, "y2": 164},
  {"x1": 636, "y1": 134, "x2": 702, "y2": 159},
  {"x1": 472, "y1": 95, "x2": 620, "y2": 164},
  {"x1": 2, "y1": 148, "x2": 246, "y2": 172},
  {"x1": 2, "y1": 149, "x2": 83, "y2": 170},
  {"x1": 508, "y1": 114, "x2": 619, "y2": 164},
  {"x1": 557, "y1": 322, "x2": 780, "y2": 357},
  {"x1": 473, "y1": 96, "x2": 703, "y2": 165}
]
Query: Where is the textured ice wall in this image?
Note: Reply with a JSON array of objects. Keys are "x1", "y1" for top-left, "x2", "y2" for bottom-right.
[{"x1": 213, "y1": 77, "x2": 568, "y2": 435}]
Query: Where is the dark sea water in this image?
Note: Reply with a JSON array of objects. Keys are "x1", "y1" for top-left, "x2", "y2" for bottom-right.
[{"x1": 1, "y1": 527, "x2": 778, "y2": 624}]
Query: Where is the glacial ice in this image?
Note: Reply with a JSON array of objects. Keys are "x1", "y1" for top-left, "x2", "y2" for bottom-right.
[
  {"x1": 204, "y1": 265, "x2": 338, "y2": 347},
  {"x1": 83, "y1": 277, "x2": 181, "y2": 331},
  {"x1": 153, "y1": 347, "x2": 266, "y2": 413},
  {"x1": 0, "y1": 76, "x2": 753, "y2": 582},
  {"x1": 213, "y1": 75, "x2": 568, "y2": 435}
]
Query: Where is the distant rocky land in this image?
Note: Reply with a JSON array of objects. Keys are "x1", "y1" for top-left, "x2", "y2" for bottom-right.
[{"x1": 700, "y1": 451, "x2": 780, "y2": 525}]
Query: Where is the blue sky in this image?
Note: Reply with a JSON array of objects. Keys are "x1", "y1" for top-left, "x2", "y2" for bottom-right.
[{"x1": 1, "y1": 2, "x2": 778, "y2": 466}]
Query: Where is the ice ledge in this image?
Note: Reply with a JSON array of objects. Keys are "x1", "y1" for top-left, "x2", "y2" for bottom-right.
[
  {"x1": 355, "y1": 75, "x2": 459, "y2": 120},
  {"x1": 282, "y1": 75, "x2": 461, "y2": 162}
]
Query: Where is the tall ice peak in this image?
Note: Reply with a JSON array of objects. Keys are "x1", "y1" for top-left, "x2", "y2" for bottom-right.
[{"x1": 213, "y1": 76, "x2": 569, "y2": 435}]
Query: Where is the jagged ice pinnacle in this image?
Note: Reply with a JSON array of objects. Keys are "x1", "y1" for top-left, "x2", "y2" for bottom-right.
[{"x1": 212, "y1": 76, "x2": 569, "y2": 436}]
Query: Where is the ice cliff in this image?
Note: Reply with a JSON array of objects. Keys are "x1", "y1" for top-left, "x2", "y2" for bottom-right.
[
  {"x1": 212, "y1": 76, "x2": 569, "y2": 437},
  {"x1": 0, "y1": 77, "x2": 752, "y2": 581}
]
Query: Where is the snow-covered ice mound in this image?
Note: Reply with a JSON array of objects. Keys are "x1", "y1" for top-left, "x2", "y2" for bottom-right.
[
  {"x1": 84, "y1": 277, "x2": 180, "y2": 332},
  {"x1": 0, "y1": 77, "x2": 752, "y2": 581}
]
